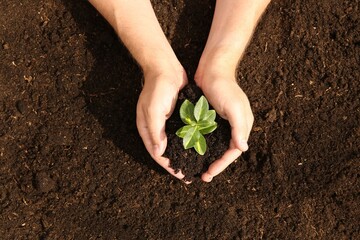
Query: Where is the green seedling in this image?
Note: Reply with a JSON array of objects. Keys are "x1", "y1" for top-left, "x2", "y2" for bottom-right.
[{"x1": 176, "y1": 95, "x2": 218, "y2": 155}]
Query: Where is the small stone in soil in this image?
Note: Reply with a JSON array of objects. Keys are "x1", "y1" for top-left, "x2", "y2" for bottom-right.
[
  {"x1": 35, "y1": 172, "x2": 57, "y2": 193},
  {"x1": 15, "y1": 100, "x2": 26, "y2": 114},
  {"x1": 266, "y1": 108, "x2": 277, "y2": 123},
  {"x1": 2, "y1": 43, "x2": 9, "y2": 50}
]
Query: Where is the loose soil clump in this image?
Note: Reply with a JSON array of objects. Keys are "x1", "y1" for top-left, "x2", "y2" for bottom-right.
[{"x1": 165, "y1": 84, "x2": 231, "y2": 181}]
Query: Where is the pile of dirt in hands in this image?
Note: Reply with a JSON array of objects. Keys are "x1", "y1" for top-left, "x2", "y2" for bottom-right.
[{"x1": 165, "y1": 84, "x2": 231, "y2": 181}]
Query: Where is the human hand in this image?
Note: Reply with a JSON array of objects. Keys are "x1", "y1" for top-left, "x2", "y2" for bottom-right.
[
  {"x1": 195, "y1": 72, "x2": 254, "y2": 182},
  {"x1": 136, "y1": 66, "x2": 188, "y2": 180},
  {"x1": 187, "y1": 0, "x2": 268, "y2": 183}
]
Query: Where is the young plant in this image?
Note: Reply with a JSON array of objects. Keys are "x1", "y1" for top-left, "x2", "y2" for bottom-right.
[{"x1": 176, "y1": 96, "x2": 217, "y2": 155}]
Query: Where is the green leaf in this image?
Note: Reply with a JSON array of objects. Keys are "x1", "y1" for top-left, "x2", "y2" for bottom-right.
[
  {"x1": 176, "y1": 125, "x2": 193, "y2": 138},
  {"x1": 180, "y1": 99, "x2": 196, "y2": 125},
  {"x1": 176, "y1": 96, "x2": 217, "y2": 155},
  {"x1": 202, "y1": 109, "x2": 216, "y2": 122},
  {"x1": 198, "y1": 122, "x2": 217, "y2": 135},
  {"x1": 194, "y1": 133, "x2": 207, "y2": 155},
  {"x1": 194, "y1": 96, "x2": 209, "y2": 122},
  {"x1": 183, "y1": 127, "x2": 200, "y2": 149}
]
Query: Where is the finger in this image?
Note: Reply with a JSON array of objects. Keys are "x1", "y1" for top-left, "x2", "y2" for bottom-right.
[
  {"x1": 155, "y1": 156, "x2": 192, "y2": 184},
  {"x1": 147, "y1": 113, "x2": 167, "y2": 157},
  {"x1": 137, "y1": 104, "x2": 167, "y2": 158},
  {"x1": 226, "y1": 102, "x2": 252, "y2": 152},
  {"x1": 138, "y1": 109, "x2": 191, "y2": 183},
  {"x1": 155, "y1": 156, "x2": 185, "y2": 178},
  {"x1": 201, "y1": 140, "x2": 242, "y2": 182},
  {"x1": 136, "y1": 111, "x2": 164, "y2": 159},
  {"x1": 137, "y1": 122, "x2": 166, "y2": 159}
]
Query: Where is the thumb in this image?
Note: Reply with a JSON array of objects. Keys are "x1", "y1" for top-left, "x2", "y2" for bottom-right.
[
  {"x1": 137, "y1": 106, "x2": 167, "y2": 158},
  {"x1": 147, "y1": 112, "x2": 167, "y2": 157},
  {"x1": 227, "y1": 108, "x2": 250, "y2": 152}
]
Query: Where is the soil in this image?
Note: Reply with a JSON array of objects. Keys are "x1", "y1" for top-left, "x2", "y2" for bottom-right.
[
  {"x1": 165, "y1": 84, "x2": 231, "y2": 181},
  {"x1": 0, "y1": 0, "x2": 359, "y2": 239}
]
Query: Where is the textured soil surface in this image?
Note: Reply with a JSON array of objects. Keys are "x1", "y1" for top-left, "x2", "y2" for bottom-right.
[
  {"x1": 0, "y1": 0, "x2": 359, "y2": 239},
  {"x1": 165, "y1": 84, "x2": 231, "y2": 181}
]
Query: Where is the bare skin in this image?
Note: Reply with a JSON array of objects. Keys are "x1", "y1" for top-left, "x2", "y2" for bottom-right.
[{"x1": 89, "y1": 0, "x2": 270, "y2": 182}]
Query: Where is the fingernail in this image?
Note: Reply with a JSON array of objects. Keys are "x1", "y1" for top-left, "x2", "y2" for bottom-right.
[
  {"x1": 182, "y1": 179, "x2": 192, "y2": 185},
  {"x1": 153, "y1": 144, "x2": 160, "y2": 157},
  {"x1": 238, "y1": 140, "x2": 249, "y2": 151},
  {"x1": 202, "y1": 173, "x2": 213, "y2": 182}
]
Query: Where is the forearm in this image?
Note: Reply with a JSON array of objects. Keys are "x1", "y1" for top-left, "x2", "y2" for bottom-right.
[
  {"x1": 196, "y1": 0, "x2": 271, "y2": 82},
  {"x1": 89, "y1": 0, "x2": 178, "y2": 77}
]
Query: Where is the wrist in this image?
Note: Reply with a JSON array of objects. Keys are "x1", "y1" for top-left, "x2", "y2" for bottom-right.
[
  {"x1": 195, "y1": 48, "x2": 241, "y2": 88},
  {"x1": 142, "y1": 58, "x2": 187, "y2": 90}
]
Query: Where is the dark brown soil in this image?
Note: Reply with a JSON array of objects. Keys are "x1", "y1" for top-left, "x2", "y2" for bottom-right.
[
  {"x1": 0, "y1": 0, "x2": 359, "y2": 239},
  {"x1": 165, "y1": 84, "x2": 231, "y2": 181}
]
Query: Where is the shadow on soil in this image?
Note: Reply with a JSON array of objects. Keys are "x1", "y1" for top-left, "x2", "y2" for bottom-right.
[{"x1": 60, "y1": 0, "x2": 216, "y2": 174}]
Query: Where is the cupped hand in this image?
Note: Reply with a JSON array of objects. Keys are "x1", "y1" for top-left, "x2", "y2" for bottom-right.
[
  {"x1": 196, "y1": 74, "x2": 254, "y2": 182},
  {"x1": 136, "y1": 67, "x2": 188, "y2": 180}
]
